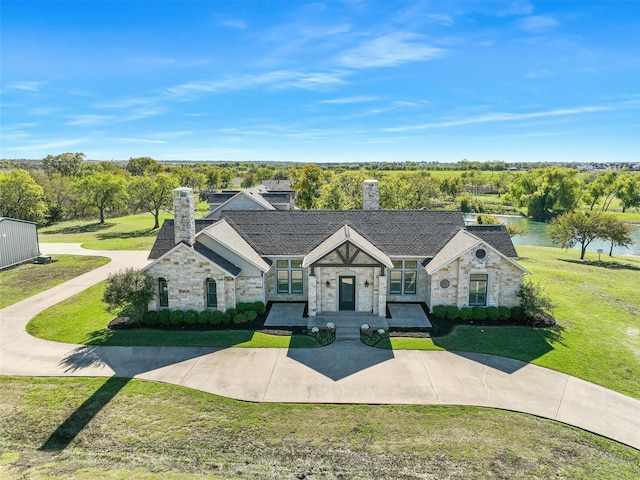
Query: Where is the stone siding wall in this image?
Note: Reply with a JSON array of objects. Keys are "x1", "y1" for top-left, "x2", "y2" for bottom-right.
[
  {"x1": 318, "y1": 266, "x2": 378, "y2": 313},
  {"x1": 429, "y1": 244, "x2": 524, "y2": 310},
  {"x1": 386, "y1": 266, "x2": 429, "y2": 303},
  {"x1": 145, "y1": 245, "x2": 234, "y2": 311},
  {"x1": 265, "y1": 264, "x2": 308, "y2": 302},
  {"x1": 236, "y1": 276, "x2": 265, "y2": 304}
]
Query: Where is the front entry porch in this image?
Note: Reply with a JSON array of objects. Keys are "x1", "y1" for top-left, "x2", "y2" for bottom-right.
[{"x1": 265, "y1": 302, "x2": 432, "y2": 340}]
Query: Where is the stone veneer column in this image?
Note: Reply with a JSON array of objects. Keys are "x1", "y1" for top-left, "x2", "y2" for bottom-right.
[
  {"x1": 216, "y1": 277, "x2": 226, "y2": 312},
  {"x1": 363, "y1": 179, "x2": 379, "y2": 210},
  {"x1": 308, "y1": 275, "x2": 317, "y2": 316},
  {"x1": 377, "y1": 273, "x2": 387, "y2": 317},
  {"x1": 173, "y1": 187, "x2": 195, "y2": 245},
  {"x1": 372, "y1": 271, "x2": 380, "y2": 316}
]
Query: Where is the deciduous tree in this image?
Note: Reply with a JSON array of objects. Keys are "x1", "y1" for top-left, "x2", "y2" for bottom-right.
[
  {"x1": 128, "y1": 173, "x2": 178, "y2": 229},
  {"x1": 601, "y1": 215, "x2": 634, "y2": 256},
  {"x1": 548, "y1": 210, "x2": 608, "y2": 260},
  {"x1": 74, "y1": 172, "x2": 128, "y2": 223},
  {"x1": 294, "y1": 164, "x2": 325, "y2": 209},
  {"x1": 42, "y1": 152, "x2": 85, "y2": 178},
  {"x1": 0, "y1": 169, "x2": 48, "y2": 223},
  {"x1": 125, "y1": 157, "x2": 163, "y2": 177}
]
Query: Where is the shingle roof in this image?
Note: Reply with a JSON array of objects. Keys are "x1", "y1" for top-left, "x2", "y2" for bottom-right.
[
  {"x1": 193, "y1": 242, "x2": 242, "y2": 276},
  {"x1": 221, "y1": 210, "x2": 467, "y2": 256},
  {"x1": 466, "y1": 225, "x2": 518, "y2": 257},
  {"x1": 148, "y1": 211, "x2": 519, "y2": 261},
  {"x1": 148, "y1": 220, "x2": 212, "y2": 259}
]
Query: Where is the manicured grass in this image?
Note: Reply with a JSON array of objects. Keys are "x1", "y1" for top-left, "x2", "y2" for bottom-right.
[
  {"x1": 390, "y1": 246, "x2": 640, "y2": 399},
  {"x1": 1, "y1": 376, "x2": 638, "y2": 480},
  {"x1": 0, "y1": 255, "x2": 110, "y2": 309},
  {"x1": 27, "y1": 281, "x2": 320, "y2": 348},
  {"x1": 38, "y1": 212, "x2": 172, "y2": 250}
]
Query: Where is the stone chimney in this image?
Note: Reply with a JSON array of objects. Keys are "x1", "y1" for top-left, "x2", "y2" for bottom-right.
[
  {"x1": 363, "y1": 179, "x2": 379, "y2": 210},
  {"x1": 173, "y1": 187, "x2": 195, "y2": 245}
]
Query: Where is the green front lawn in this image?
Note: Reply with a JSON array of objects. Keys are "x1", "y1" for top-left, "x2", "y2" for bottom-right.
[
  {"x1": 390, "y1": 245, "x2": 640, "y2": 399},
  {"x1": 38, "y1": 213, "x2": 171, "y2": 250},
  {"x1": 1, "y1": 376, "x2": 638, "y2": 480},
  {"x1": 26, "y1": 282, "x2": 320, "y2": 348},
  {"x1": 0, "y1": 255, "x2": 110, "y2": 309}
]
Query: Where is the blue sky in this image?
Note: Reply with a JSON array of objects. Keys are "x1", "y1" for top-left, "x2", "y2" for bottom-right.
[{"x1": 2, "y1": 0, "x2": 639, "y2": 163}]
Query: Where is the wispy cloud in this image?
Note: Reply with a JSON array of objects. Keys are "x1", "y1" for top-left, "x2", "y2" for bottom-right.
[
  {"x1": 162, "y1": 70, "x2": 349, "y2": 100},
  {"x1": 65, "y1": 114, "x2": 114, "y2": 126},
  {"x1": 2, "y1": 139, "x2": 86, "y2": 153},
  {"x1": 219, "y1": 19, "x2": 247, "y2": 30},
  {"x1": 320, "y1": 95, "x2": 380, "y2": 104},
  {"x1": 111, "y1": 137, "x2": 168, "y2": 144},
  {"x1": 337, "y1": 32, "x2": 444, "y2": 68},
  {"x1": 519, "y1": 15, "x2": 559, "y2": 31},
  {"x1": 7, "y1": 81, "x2": 47, "y2": 92},
  {"x1": 384, "y1": 105, "x2": 618, "y2": 132}
]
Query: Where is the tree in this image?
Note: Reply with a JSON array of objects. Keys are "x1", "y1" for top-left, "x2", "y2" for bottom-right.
[
  {"x1": 0, "y1": 169, "x2": 48, "y2": 223},
  {"x1": 170, "y1": 166, "x2": 206, "y2": 192},
  {"x1": 128, "y1": 173, "x2": 178, "y2": 229},
  {"x1": 517, "y1": 280, "x2": 556, "y2": 324},
  {"x1": 601, "y1": 215, "x2": 634, "y2": 256},
  {"x1": 33, "y1": 172, "x2": 76, "y2": 222},
  {"x1": 74, "y1": 172, "x2": 128, "y2": 223},
  {"x1": 548, "y1": 210, "x2": 608, "y2": 260},
  {"x1": 439, "y1": 176, "x2": 465, "y2": 200},
  {"x1": 42, "y1": 152, "x2": 85, "y2": 178},
  {"x1": 241, "y1": 172, "x2": 257, "y2": 188},
  {"x1": 103, "y1": 268, "x2": 154, "y2": 323},
  {"x1": 294, "y1": 164, "x2": 325, "y2": 209},
  {"x1": 506, "y1": 167, "x2": 582, "y2": 220},
  {"x1": 126, "y1": 157, "x2": 163, "y2": 177},
  {"x1": 219, "y1": 169, "x2": 234, "y2": 188},
  {"x1": 617, "y1": 173, "x2": 640, "y2": 213}
]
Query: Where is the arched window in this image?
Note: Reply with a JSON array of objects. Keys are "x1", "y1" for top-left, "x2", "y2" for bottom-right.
[
  {"x1": 158, "y1": 278, "x2": 169, "y2": 308},
  {"x1": 206, "y1": 279, "x2": 217, "y2": 308}
]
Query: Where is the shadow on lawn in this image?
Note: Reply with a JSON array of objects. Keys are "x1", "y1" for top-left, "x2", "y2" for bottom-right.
[
  {"x1": 41, "y1": 222, "x2": 114, "y2": 235},
  {"x1": 97, "y1": 228, "x2": 159, "y2": 240},
  {"x1": 431, "y1": 323, "x2": 566, "y2": 372},
  {"x1": 560, "y1": 259, "x2": 640, "y2": 272},
  {"x1": 40, "y1": 343, "x2": 218, "y2": 451}
]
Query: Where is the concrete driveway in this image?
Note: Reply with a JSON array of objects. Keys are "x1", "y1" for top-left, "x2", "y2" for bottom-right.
[{"x1": 1, "y1": 244, "x2": 639, "y2": 450}]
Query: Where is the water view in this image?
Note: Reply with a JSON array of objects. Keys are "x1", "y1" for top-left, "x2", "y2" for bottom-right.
[{"x1": 465, "y1": 214, "x2": 640, "y2": 257}]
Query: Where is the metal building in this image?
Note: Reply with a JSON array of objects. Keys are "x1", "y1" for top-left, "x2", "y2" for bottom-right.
[{"x1": 0, "y1": 217, "x2": 40, "y2": 270}]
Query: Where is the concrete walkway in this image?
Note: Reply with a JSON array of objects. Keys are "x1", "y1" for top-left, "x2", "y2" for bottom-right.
[{"x1": 1, "y1": 244, "x2": 639, "y2": 450}]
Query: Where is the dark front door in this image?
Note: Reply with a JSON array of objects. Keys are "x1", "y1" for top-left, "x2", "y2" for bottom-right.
[{"x1": 339, "y1": 276, "x2": 356, "y2": 311}]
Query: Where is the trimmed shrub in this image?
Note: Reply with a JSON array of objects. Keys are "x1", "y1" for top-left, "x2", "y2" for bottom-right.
[
  {"x1": 198, "y1": 310, "x2": 212, "y2": 325},
  {"x1": 226, "y1": 308, "x2": 238, "y2": 319},
  {"x1": 170, "y1": 310, "x2": 184, "y2": 325},
  {"x1": 458, "y1": 307, "x2": 473, "y2": 321},
  {"x1": 432, "y1": 305, "x2": 447, "y2": 318},
  {"x1": 211, "y1": 311, "x2": 225, "y2": 325},
  {"x1": 184, "y1": 310, "x2": 199, "y2": 325},
  {"x1": 158, "y1": 309, "x2": 171, "y2": 325},
  {"x1": 233, "y1": 312, "x2": 248, "y2": 324},
  {"x1": 245, "y1": 310, "x2": 258, "y2": 321},
  {"x1": 511, "y1": 306, "x2": 526, "y2": 323},
  {"x1": 472, "y1": 307, "x2": 488, "y2": 321},
  {"x1": 251, "y1": 301, "x2": 266, "y2": 314},
  {"x1": 498, "y1": 306, "x2": 511, "y2": 321},
  {"x1": 445, "y1": 305, "x2": 460, "y2": 320},
  {"x1": 486, "y1": 306, "x2": 499, "y2": 322},
  {"x1": 143, "y1": 310, "x2": 158, "y2": 325},
  {"x1": 236, "y1": 303, "x2": 251, "y2": 313}
]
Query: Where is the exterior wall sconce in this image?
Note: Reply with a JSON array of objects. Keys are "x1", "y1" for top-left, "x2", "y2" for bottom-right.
[
  {"x1": 364, "y1": 280, "x2": 369, "y2": 287},
  {"x1": 326, "y1": 280, "x2": 330, "y2": 287}
]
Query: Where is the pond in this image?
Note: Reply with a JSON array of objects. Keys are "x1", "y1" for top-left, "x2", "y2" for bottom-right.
[{"x1": 464, "y1": 214, "x2": 640, "y2": 257}]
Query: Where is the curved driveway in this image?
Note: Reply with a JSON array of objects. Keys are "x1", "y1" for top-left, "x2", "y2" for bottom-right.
[{"x1": 1, "y1": 244, "x2": 639, "y2": 450}]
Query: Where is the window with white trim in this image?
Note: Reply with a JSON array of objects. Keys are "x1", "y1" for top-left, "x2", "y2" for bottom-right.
[
  {"x1": 469, "y1": 274, "x2": 488, "y2": 306},
  {"x1": 389, "y1": 260, "x2": 418, "y2": 295},
  {"x1": 206, "y1": 279, "x2": 217, "y2": 308},
  {"x1": 158, "y1": 278, "x2": 169, "y2": 308},
  {"x1": 276, "y1": 259, "x2": 303, "y2": 294}
]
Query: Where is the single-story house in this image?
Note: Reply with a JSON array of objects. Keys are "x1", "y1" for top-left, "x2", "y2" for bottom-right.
[
  {"x1": 205, "y1": 184, "x2": 296, "y2": 220},
  {"x1": 0, "y1": 217, "x2": 40, "y2": 270},
  {"x1": 143, "y1": 182, "x2": 528, "y2": 316}
]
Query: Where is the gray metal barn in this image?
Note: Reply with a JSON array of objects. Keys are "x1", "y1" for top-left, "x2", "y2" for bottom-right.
[{"x1": 0, "y1": 217, "x2": 40, "y2": 270}]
